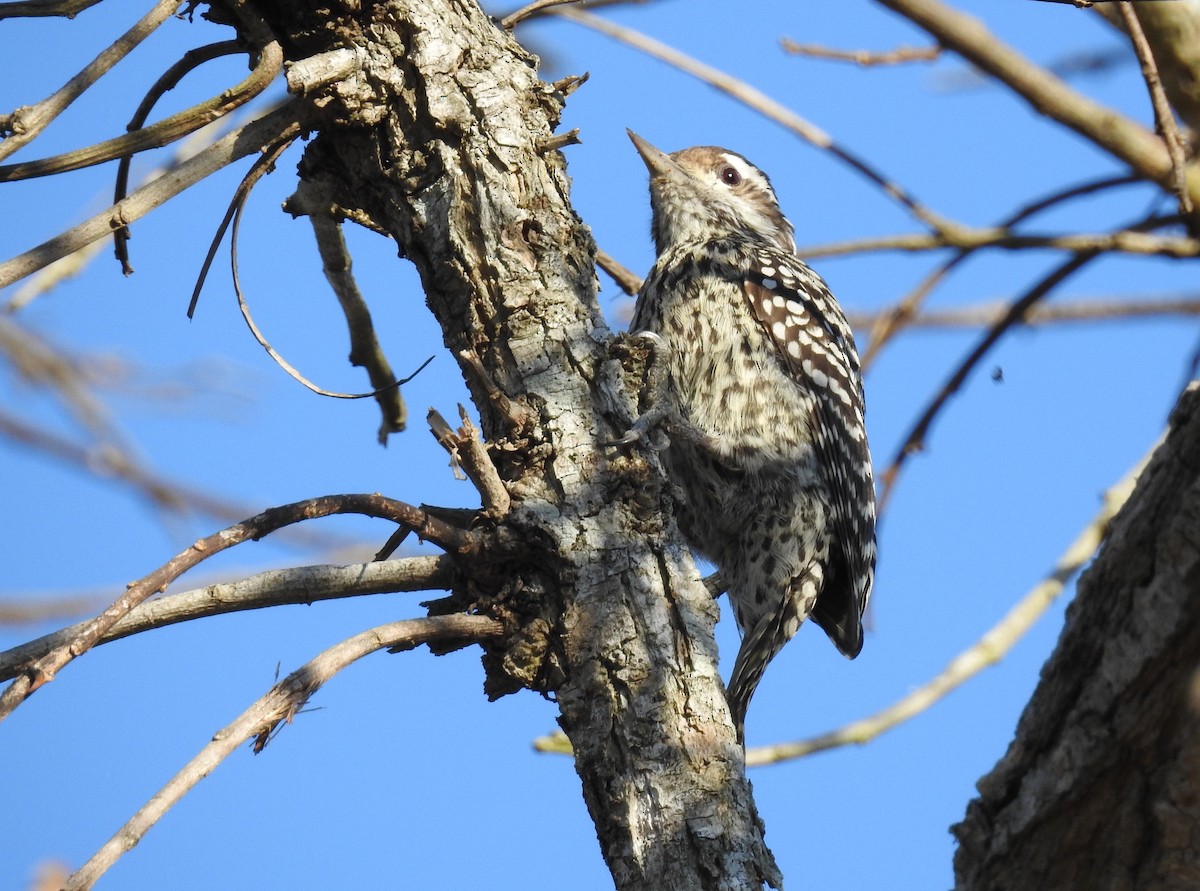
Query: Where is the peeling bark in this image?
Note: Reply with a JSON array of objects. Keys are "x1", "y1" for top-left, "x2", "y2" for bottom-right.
[{"x1": 953, "y1": 384, "x2": 1200, "y2": 891}]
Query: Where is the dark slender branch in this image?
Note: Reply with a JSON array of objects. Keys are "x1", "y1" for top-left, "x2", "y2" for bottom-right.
[
  {"x1": 0, "y1": 494, "x2": 480, "y2": 721},
  {"x1": 62, "y1": 614, "x2": 504, "y2": 891},
  {"x1": 0, "y1": 556, "x2": 459, "y2": 681},
  {"x1": 877, "y1": 251, "x2": 1100, "y2": 515},
  {"x1": 596, "y1": 247, "x2": 643, "y2": 296},
  {"x1": 860, "y1": 174, "x2": 1143, "y2": 367},
  {"x1": 114, "y1": 40, "x2": 246, "y2": 273},
  {"x1": 0, "y1": 0, "x2": 102, "y2": 17}
]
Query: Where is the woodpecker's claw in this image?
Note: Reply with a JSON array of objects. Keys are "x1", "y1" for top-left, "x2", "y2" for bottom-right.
[{"x1": 608, "y1": 331, "x2": 671, "y2": 450}]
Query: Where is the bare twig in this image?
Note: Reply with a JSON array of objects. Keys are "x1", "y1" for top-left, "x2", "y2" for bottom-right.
[
  {"x1": 779, "y1": 39, "x2": 940, "y2": 66},
  {"x1": 62, "y1": 614, "x2": 504, "y2": 891},
  {"x1": 290, "y1": 177, "x2": 409, "y2": 441},
  {"x1": 860, "y1": 174, "x2": 1143, "y2": 367},
  {"x1": 847, "y1": 293, "x2": 1200, "y2": 330},
  {"x1": 0, "y1": 100, "x2": 308, "y2": 290},
  {"x1": 554, "y1": 7, "x2": 958, "y2": 234},
  {"x1": 1117, "y1": 1, "x2": 1194, "y2": 216},
  {"x1": 798, "y1": 225, "x2": 1199, "y2": 260},
  {"x1": 0, "y1": 494, "x2": 480, "y2": 721},
  {"x1": 596, "y1": 247, "x2": 643, "y2": 296},
  {"x1": 0, "y1": 0, "x2": 102, "y2": 17},
  {"x1": 873, "y1": 0, "x2": 1200, "y2": 208},
  {"x1": 877, "y1": 250, "x2": 1099, "y2": 514},
  {"x1": 427, "y1": 406, "x2": 511, "y2": 518},
  {"x1": 0, "y1": 0, "x2": 179, "y2": 162},
  {"x1": 114, "y1": 40, "x2": 245, "y2": 273},
  {"x1": 747, "y1": 445, "x2": 1151, "y2": 765},
  {"x1": 502, "y1": 0, "x2": 580, "y2": 28},
  {"x1": 0, "y1": 556, "x2": 458, "y2": 680},
  {"x1": 223, "y1": 167, "x2": 435, "y2": 402}
]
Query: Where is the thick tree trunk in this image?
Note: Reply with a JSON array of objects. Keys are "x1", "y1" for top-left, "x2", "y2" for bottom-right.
[
  {"x1": 953, "y1": 383, "x2": 1200, "y2": 890},
  {"x1": 250, "y1": 1, "x2": 780, "y2": 887}
]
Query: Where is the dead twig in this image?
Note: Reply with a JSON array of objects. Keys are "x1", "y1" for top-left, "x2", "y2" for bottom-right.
[
  {"x1": 0, "y1": 494, "x2": 480, "y2": 721},
  {"x1": 0, "y1": 556, "x2": 459, "y2": 680},
  {"x1": 427, "y1": 406, "x2": 512, "y2": 518},
  {"x1": 779, "y1": 38, "x2": 940, "y2": 66},
  {"x1": 0, "y1": 0, "x2": 179, "y2": 161},
  {"x1": 0, "y1": 101, "x2": 308, "y2": 290},
  {"x1": 62, "y1": 614, "x2": 504, "y2": 891},
  {"x1": 1117, "y1": 1, "x2": 1194, "y2": 217}
]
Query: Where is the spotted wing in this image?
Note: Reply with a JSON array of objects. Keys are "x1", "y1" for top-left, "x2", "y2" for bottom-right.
[{"x1": 739, "y1": 245, "x2": 877, "y2": 655}]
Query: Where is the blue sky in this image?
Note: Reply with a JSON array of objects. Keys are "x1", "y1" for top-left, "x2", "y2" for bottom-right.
[{"x1": 1, "y1": 2, "x2": 1195, "y2": 888}]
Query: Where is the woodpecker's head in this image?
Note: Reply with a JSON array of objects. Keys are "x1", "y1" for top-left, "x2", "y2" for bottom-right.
[{"x1": 627, "y1": 129, "x2": 796, "y2": 257}]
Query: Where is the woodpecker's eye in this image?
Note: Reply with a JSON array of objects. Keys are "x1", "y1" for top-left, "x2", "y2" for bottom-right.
[{"x1": 720, "y1": 166, "x2": 742, "y2": 186}]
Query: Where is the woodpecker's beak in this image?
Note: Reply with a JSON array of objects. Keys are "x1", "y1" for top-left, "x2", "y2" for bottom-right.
[{"x1": 627, "y1": 129, "x2": 680, "y2": 180}]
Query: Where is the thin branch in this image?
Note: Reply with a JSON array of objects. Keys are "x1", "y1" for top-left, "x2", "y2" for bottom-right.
[
  {"x1": 596, "y1": 247, "x2": 643, "y2": 296},
  {"x1": 223, "y1": 163, "x2": 436, "y2": 402},
  {"x1": 62, "y1": 614, "x2": 504, "y2": 891},
  {"x1": 0, "y1": 100, "x2": 307, "y2": 290},
  {"x1": 797, "y1": 225, "x2": 1199, "y2": 260},
  {"x1": 502, "y1": 0, "x2": 580, "y2": 28},
  {"x1": 0, "y1": 556, "x2": 458, "y2": 680},
  {"x1": 873, "y1": 0, "x2": 1200, "y2": 208},
  {"x1": 0, "y1": 36, "x2": 282, "y2": 182},
  {"x1": 114, "y1": 40, "x2": 246, "y2": 273},
  {"x1": 0, "y1": 0, "x2": 102, "y2": 17},
  {"x1": 846, "y1": 293, "x2": 1200, "y2": 330},
  {"x1": 1117, "y1": 1, "x2": 1194, "y2": 216},
  {"x1": 746, "y1": 444, "x2": 1152, "y2": 765},
  {"x1": 0, "y1": 494, "x2": 480, "y2": 721},
  {"x1": 0, "y1": 0, "x2": 179, "y2": 162},
  {"x1": 877, "y1": 251, "x2": 1100, "y2": 514},
  {"x1": 779, "y1": 38, "x2": 941, "y2": 66},
  {"x1": 860, "y1": 174, "x2": 1143, "y2": 367},
  {"x1": 427, "y1": 406, "x2": 512, "y2": 518},
  {"x1": 289, "y1": 177, "x2": 410, "y2": 441},
  {"x1": 554, "y1": 7, "x2": 959, "y2": 234}
]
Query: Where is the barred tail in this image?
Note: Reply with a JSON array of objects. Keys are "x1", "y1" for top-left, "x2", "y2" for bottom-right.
[{"x1": 727, "y1": 609, "x2": 791, "y2": 745}]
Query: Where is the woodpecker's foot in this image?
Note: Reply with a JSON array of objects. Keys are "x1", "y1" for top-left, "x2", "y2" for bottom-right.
[{"x1": 608, "y1": 331, "x2": 671, "y2": 449}]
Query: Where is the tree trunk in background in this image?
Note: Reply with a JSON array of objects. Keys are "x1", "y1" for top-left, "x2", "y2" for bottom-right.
[
  {"x1": 252, "y1": 1, "x2": 781, "y2": 887},
  {"x1": 953, "y1": 383, "x2": 1200, "y2": 890}
]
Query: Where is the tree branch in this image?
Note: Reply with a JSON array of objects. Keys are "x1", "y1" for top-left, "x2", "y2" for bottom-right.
[
  {"x1": 0, "y1": 555, "x2": 458, "y2": 681},
  {"x1": 62, "y1": 614, "x2": 504, "y2": 891},
  {"x1": 0, "y1": 494, "x2": 478, "y2": 721}
]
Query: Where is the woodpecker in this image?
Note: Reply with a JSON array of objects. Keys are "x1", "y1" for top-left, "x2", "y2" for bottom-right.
[{"x1": 623, "y1": 130, "x2": 876, "y2": 741}]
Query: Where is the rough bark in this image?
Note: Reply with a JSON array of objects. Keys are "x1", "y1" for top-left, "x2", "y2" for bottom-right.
[
  {"x1": 953, "y1": 383, "x2": 1200, "y2": 891},
  {"x1": 240, "y1": 1, "x2": 781, "y2": 887}
]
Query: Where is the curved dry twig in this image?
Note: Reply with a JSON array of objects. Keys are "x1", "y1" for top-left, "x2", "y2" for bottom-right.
[
  {"x1": 0, "y1": 100, "x2": 307, "y2": 289},
  {"x1": 62, "y1": 613, "x2": 504, "y2": 891},
  {"x1": 114, "y1": 40, "x2": 246, "y2": 273},
  {"x1": 0, "y1": 494, "x2": 480, "y2": 721},
  {"x1": 219, "y1": 159, "x2": 436, "y2": 402},
  {"x1": 746, "y1": 444, "x2": 1151, "y2": 765},
  {"x1": 0, "y1": 556, "x2": 459, "y2": 680},
  {"x1": 0, "y1": 0, "x2": 179, "y2": 161},
  {"x1": 0, "y1": 34, "x2": 282, "y2": 182}
]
